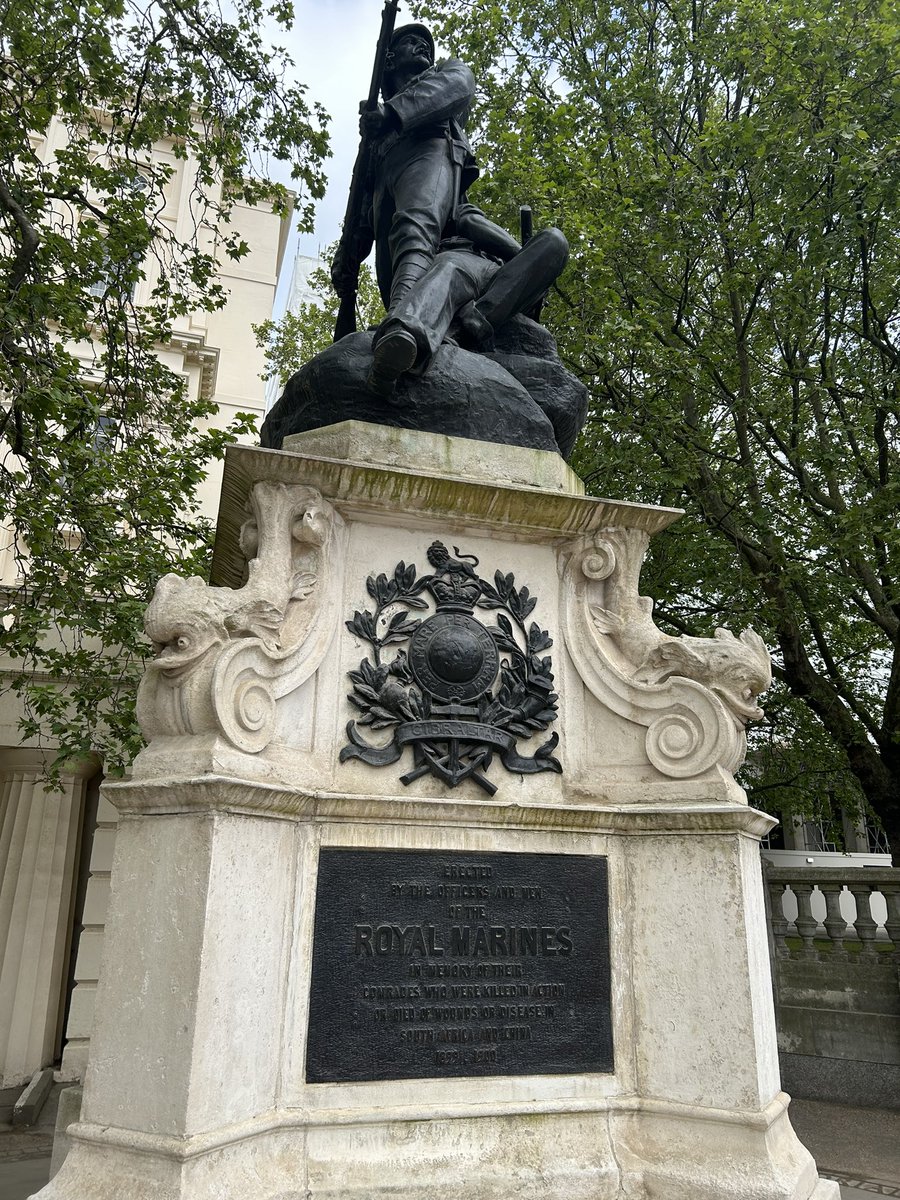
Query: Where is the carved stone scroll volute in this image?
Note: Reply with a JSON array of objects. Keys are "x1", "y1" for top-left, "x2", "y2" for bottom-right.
[
  {"x1": 560, "y1": 528, "x2": 771, "y2": 779},
  {"x1": 136, "y1": 482, "x2": 342, "y2": 755}
]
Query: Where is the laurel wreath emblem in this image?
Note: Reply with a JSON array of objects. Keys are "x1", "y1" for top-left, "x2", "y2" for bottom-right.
[{"x1": 340, "y1": 541, "x2": 562, "y2": 794}]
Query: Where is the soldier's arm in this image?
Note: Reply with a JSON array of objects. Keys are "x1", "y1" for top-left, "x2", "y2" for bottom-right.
[
  {"x1": 455, "y1": 203, "x2": 522, "y2": 263},
  {"x1": 384, "y1": 59, "x2": 475, "y2": 132}
]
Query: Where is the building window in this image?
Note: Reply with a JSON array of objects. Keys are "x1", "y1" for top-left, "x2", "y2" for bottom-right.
[
  {"x1": 87, "y1": 172, "x2": 148, "y2": 302},
  {"x1": 802, "y1": 819, "x2": 843, "y2": 853},
  {"x1": 760, "y1": 822, "x2": 786, "y2": 851},
  {"x1": 87, "y1": 245, "x2": 138, "y2": 302},
  {"x1": 92, "y1": 413, "x2": 118, "y2": 455}
]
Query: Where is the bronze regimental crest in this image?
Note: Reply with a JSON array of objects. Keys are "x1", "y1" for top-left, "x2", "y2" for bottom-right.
[{"x1": 340, "y1": 542, "x2": 562, "y2": 794}]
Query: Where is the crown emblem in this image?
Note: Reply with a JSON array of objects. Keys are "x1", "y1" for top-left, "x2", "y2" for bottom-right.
[{"x1": 423, "y1": 542, "x2": 483, "y2": 612}]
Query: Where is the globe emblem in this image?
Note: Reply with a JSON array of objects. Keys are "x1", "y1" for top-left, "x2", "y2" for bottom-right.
[
  {"x1": 427, "y1": 626, "x2": 484, "y2": 683},
  {"x1": 409, "y1": 612, "x2": 499, "y2": 701}
]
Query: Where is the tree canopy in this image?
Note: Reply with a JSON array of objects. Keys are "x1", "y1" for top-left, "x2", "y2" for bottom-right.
[
  {"x1": 0, "y1": 0, "x2": 328, "y2": 778},
  {"x1": 417, "y1": 0, "x2": 900, "y2": 856}
]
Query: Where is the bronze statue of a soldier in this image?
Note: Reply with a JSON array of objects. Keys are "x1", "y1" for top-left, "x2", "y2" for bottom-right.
[
  {"x1": 331, "y1": 21, "x2": 569, "y2": 394},
  {"x1": 262, "y1": 7, "x2": 586, "y2": 459}
]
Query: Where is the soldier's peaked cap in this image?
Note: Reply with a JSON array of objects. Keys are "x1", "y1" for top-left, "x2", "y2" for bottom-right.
[{"x1": 389, "y1": 24, "x2": 435, "y2": 59}]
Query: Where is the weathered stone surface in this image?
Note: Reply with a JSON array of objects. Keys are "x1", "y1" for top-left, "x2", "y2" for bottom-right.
[
  {"x1": 12, "y1": 1066, "x2": 53, "y2": 1126},
  {"x1": 39, "y1": 438, "x2": 838, "y2": 1200},
  {"x1": 283, "y1": 421, "x2": 586, "y2": 494},
  {"x1": 260, "y1": 318, "x2": 587, "y2": 459}
]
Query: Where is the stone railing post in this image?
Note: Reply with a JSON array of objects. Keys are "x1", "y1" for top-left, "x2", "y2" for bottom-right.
[
  {"x1": 848, "y1": 883, "x2": 879, "y2": 962},
  {"x1": 765, "y1": 866, "x2": 898, "y2": 961},
  {"x1": 882, "y1": 881, "x2": 900, "y2": 965},
  {"x1": 766, "y1": 879, "x2": 790, "y2": 959},
  {"x1": 819, "y1": 882, "x2": 849, "y2": 960},
  {"x1": 791, "y1": 882, "x2": 818, "y2": 959}
]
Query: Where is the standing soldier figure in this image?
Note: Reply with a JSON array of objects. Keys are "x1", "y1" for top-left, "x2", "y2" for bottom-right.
[
  {"x1": 332, "y1": 21, "x2": 568, "y2": 395},
  {"x1": 332, "y1": 23, "x2": 476, "y2": 386}
]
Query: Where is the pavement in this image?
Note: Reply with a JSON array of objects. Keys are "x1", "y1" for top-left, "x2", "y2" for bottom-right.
[
  {"x1": 0, "y1": 1087, "x2": 897, "y2": 1199},
  {"x1": 789, "y1": 1099, "x2": 900, "y2": 1198}
]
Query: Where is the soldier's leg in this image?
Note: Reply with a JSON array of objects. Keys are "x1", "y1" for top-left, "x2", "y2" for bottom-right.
[
  {"x1": 367, "y1": 253, "x2": 496, "y2": 395},
  {"x1": 384, "y1": 139, "x2": 457, "y2": 309},
  {"x1": 368, "y1": 142, "x2": 460, "y2": 393},
  {"x1": 385, "y1": 252, "x2": 494, "y2": 355},
  {"x1": 454, "y1": 203, "x2": 522, "y2": 263},
  {"x1": 472, "y1": 227, "x2": 569, "y2": 332}
]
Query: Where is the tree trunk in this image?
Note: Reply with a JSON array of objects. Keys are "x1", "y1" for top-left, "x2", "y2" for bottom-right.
[{"x1": 685, "y1": 472, "x2": 899, "y2": 863}]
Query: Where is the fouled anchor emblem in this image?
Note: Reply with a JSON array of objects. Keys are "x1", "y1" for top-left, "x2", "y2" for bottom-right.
[{"x1": 340, "y1": 541, "x2": 562, "y2": 794}]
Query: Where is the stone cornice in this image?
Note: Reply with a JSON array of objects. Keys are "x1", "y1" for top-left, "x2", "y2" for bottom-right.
[
  {"x1": 103, "y1": 774, "x2": 774, "y2": 838},
  {"x1": 211, "y1": 443, "x2": 682, "y2": 589}
]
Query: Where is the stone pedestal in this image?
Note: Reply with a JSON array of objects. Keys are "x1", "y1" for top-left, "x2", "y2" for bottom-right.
[{"x1": 37, "y1": 426, "x2": 838, "y2": 1200}]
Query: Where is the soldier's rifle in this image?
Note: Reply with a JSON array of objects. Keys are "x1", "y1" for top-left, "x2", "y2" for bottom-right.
[{"x1": 332, "y1": 0, "x2": 400, "y2": 341}]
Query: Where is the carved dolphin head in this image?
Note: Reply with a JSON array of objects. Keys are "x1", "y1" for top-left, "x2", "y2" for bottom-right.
[
  {"x1": 708, "y1": 627, "x2": 772, "y2": 723},
  {"x1": 144, "y1": 574, "x2": 229, "y2": 666},
  {"x1": 637, "y1": 625, "x2": 772, "y2": 725}
]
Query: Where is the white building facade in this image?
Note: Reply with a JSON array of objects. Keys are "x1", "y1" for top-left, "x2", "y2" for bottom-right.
[{"x1": 0, "y1": 117, "x2": 290, "y2": 1099}]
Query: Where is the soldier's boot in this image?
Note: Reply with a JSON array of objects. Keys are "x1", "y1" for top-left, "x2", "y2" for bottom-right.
[
  {"x1": 452, "y1": 300, "x2": 495, "y2": 351},
  {"x1": 387, "y1": 251, "x2": 434, "y2": 309},
  {"x1": 367, "y1": 325, "x2": 418, "y2": 395}
]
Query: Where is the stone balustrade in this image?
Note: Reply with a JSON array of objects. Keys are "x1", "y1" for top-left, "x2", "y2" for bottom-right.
[{"x1": 765, "y1": 866, "x2": 899, "y2": 962}]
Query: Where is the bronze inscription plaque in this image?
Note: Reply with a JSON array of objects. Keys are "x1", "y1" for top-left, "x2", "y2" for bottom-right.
[{"x1": 305, "y1": 848, "x2": 613, "y2": 1082}]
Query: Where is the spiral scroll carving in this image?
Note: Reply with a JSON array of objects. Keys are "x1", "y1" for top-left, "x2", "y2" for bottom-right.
[
  {"x1": 581, "y1": 540, "x2": 616, "y2": 581},
  {"x1": 213, "y1": 650, "x2": 279, "y2": 754},
  {"x1": 560, "y1": 527, "x2": 768, "y2": 780},
  {"x1": 645, "y1": 705, "x2": 741, "y2": 779},
  {"x1": 136, "y1": 482, "x2": 342, "y2": 758}
]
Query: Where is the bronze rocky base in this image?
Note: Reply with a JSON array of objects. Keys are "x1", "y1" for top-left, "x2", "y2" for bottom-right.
[{"x1": 261, "y1": 316, "x2": 588, "y2": 460}]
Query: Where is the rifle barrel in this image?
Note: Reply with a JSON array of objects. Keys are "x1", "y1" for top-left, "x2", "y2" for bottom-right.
[
  {"x1": 332, "y1": 0, "x2": 400, "y2": 341},
  {"x1": 520, "y1": 205, "x2": 533, "y2": 246}
]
